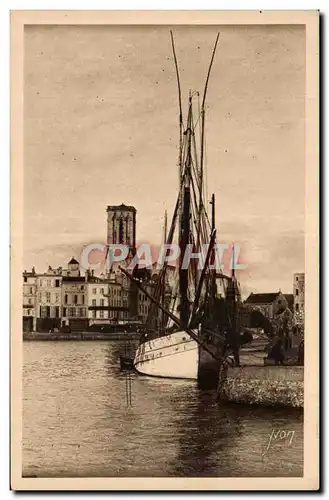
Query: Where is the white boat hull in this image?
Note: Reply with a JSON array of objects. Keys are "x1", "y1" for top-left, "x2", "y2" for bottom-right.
[
  {"x1": 134, "y1": 331, "x2": 199, "y2": 379},
  {"x1": 134, "y1": 332, "x2": 268, "y2": 380}
]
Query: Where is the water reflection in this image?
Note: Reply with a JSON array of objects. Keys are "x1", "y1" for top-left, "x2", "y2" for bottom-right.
[
  {"x1": 168, "y1": 388, "x2": 244, "y2": 476},
  {"x1": 23, "y1": 341, "x2": 303, "y2": 478}
]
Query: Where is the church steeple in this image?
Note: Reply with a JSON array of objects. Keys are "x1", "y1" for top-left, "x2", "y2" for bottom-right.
[{"x1": 106, "y1": 204, "x2": 136, "y2": 251}]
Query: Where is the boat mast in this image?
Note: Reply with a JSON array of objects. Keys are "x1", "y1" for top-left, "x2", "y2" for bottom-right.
[
  {"x1": 169, "y1": 31, "x2": 219, "y2": 328},
  {"x1": 163, "y1": 210, "x2": 168, "y2": 243},
  {"x1": 160, "y1": 210, "x2": 168, "y2": 331},
  {"x1": 210, "y1": 193, "x2": 215, "y2": 232},
  {"x1": 196, "y1": 33, "x2": 220, "y2": 251},
  {"x1": 231, "y1": 243, "x2": 240, "y2": 365},
  {"x1": 179, "y1": 96, "x2": 193, "y2": 327},
  {"x1": 170, "y1": 30, "x2": 191, "y2": 327},
  {"x1": 170, "y1": 31, "x2": 184, "y2": 181}
]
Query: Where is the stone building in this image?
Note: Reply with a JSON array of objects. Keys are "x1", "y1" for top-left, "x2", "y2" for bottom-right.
[
  {"x1": 244, "y1": 291, "x2": 291, "y2": 320},
  {"x1": 138, "y1": 282, "x2": 155, "y2": 324},
  {"x1": 23, "y1": 268, "x2": 37, "y2": 331},
  {"x1": 35, "y1": 266, "x2": 62, "y2": 332},
  {"x1": 61, "y1": 258, "x2": 88, "y2": 331},
  {"x1": 293, "y1": 272, "x2": 305, "y2": 325},
  {"x1": 22, "y1": 201, "x2": 175, "y2": 331},
  {"x1": 106, "y1": 203, "x2": 136, "y2": 250},
  {"x1": 86, "y1": 271, "x2": 130, "y2": 323}
]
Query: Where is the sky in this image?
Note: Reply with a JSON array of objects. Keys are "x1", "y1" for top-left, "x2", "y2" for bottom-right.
[{"x1": 24, "y1": 24, "x2": 305, "y2": 298}]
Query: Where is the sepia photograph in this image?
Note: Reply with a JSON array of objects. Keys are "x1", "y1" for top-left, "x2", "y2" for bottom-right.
[{"x1": 11, "y1": 10, "x2": 319, "y2": 491}]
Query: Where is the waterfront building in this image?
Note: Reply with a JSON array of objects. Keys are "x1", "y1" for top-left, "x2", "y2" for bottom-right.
[
  {"x1": 244, "y1": 291, "x2": 292, "y2": 320},
  {"x1": 35, "y1": 266, "x2": 62, "y2": 332},
  {"x1": 61, "y1": 258, "x2": 88, "y2": 331},
  {"x1": 22, "y1": 202, "x2": 175, "y2": 331},
  {"x1": 293, "y1": 272, "x2": 305, "y2": 325},
  {"x1": 86, "y1": 271, "x2": 130, "y2": 323},
  {"x1": 23, "y1": 268, "x2": 37, "y2": 331},
  {"x1": 138, "y1": 281, "x2": 156, "y2": 324}
]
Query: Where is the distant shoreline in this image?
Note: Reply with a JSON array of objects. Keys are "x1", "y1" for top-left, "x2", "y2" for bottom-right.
[{"x1": 23, "y1": 331, "x2": 140, "y2": 341}]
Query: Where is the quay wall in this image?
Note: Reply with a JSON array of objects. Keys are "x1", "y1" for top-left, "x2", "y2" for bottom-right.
[
  {"x1": 23, "y1": 331, "x2": 140, "y2": 341},
  {"x1": 218, "y1": 365, "x2": 304, "y2": 408}
]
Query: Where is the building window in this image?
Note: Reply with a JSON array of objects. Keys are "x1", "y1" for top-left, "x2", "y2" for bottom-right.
[
  {"x1": 64, "y1": 294, "x2": 68, "y2": 304},
  {"x1": 47, "y1": 280, "x2": 51, "y2": 287},
  {"x1": 55, "y1": 279, "x2": 60, "y2": 287},
  {"x1": 56, "y1": 294, "x2": 60, "y2": 303},
  {"x1": 296, "y1": 303, "x2": 299, "y2": 311},
  {"x1": 74, "y1": 295, "x2": 78, "y2": 304},
  {"x1": 92, "y1": 310, "x2": 96, "y2": 318},
  {"x1": 101, "y1": 288, "x2": 104, "y2": 295},
  {"x1": 82, "y1": 295, "x2": 85, "y2": 305},
  {"x1": 63, "y1": 307, "x2": 67, "y2": 317},
  {"x1": 81, "y1": 285, "x2": 84, "y2": 291},
  {"x1": 46, "y1": 292, "x2": 51, "y2": 302},
  {"x1": 29, "y1": 287, "x2": 33, "y2": 294},
  {"x1": 100, "y1": 299, "x2": 104, "y2": 306},
  {"x1": 92, "y1": 288, "x2": 97, "y2": 295},
  {"x1": 71, "y1": 308, "x2": 76, "y2": 317},
  {"x1": 296, "y1": 289, "x2": 299, "y2": 296},
  {"x1": 296, "y1": 277, "x2": 298, "y2": 281},
  {"x1": 100, "y1": 310, "x2": 104, "y2": 319},
  {"x1": 24, "y1": 276, "x2": 27, "y2": 283},
  {"x1": 55, "y1": 306, "x2": 60, "y2": 318},
  {"x1": 92, "y1": 299, "x2": 96, "y2": 306}
]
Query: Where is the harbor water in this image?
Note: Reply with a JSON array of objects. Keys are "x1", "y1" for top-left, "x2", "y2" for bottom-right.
[{"x1": 23, "y1": 341, "x2": 303, "y2": 477}]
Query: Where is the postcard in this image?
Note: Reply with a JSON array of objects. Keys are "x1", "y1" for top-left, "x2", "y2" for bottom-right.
[{"x1": 11, "y1": 10, "x2": 319, "y2": 491}]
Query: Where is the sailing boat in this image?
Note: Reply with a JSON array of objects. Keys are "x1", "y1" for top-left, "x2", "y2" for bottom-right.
[{"x1": 120, "y1": 32, "x2": 241, "y2": 389}]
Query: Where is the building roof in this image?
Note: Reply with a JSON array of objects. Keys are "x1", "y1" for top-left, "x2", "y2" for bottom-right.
[
  {"x1": 62, "y1": 276, "x2": 85, "y2": 282},
  {"x1": 245, "y1": 292, "x2": 280, "y2": 304},
  {"x1": 87, "y1": 277, "x2": 113, "y2": 284},
  {"x1": 68, "y1": 257, "x2": 79, "y2": 265},
  {"x1": 284, "y1": 294, "x2": 294, "y2": 311},
  {"x1": 106, "y1": 203, "x2": 136, "y2": 213}
]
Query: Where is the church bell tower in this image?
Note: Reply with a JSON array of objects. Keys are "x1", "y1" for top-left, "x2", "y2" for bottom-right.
[{"x1": 106, "y1": 204, "x2": 136, "y2": 252}]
